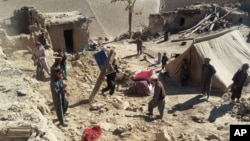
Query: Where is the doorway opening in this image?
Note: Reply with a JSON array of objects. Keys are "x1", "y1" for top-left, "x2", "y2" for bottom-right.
[
  {"x1": 64, "y1": 30, "x2": 74, "y2": 53},
  {"x1": 179, "y1": 17, "x2": 185, "y2": 26}
]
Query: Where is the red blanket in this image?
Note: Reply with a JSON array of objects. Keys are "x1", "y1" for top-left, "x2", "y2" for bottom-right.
[
  {"x1": 133, "y1": 70, "x2": 153, "y2": 83},
  {"x1": 82, "y1": 125, "x2": 102, "y2": 141}
]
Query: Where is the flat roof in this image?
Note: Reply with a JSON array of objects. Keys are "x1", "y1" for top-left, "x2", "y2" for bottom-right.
[{"x1": 43, "y1": 11, "x2": 88, "y2": 26}]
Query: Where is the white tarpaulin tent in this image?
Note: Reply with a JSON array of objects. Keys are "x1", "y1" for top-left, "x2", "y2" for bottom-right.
[{"x1": 165, "y1": 28, "x2": 250, "y2": 92}]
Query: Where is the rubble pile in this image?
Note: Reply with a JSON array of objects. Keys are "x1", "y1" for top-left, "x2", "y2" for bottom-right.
[
  {"x1": 230, "y1": 97, "x2": 250, "y2": 122},
  {"x1": 68, "y1": 51, "x2": 135, "y2": 89},
  {"x1": 180, "y1": 12, "x2": 232, "y2": 38},
  {"x1": 114, "y1": 27, "x2": 161, "y2": 42},
  {"x1": 0, "y1": 60, "x2": 66, "y2": 140},
  {"x1": 179, "y1": 8, "x2": 236, "y2": 39}
]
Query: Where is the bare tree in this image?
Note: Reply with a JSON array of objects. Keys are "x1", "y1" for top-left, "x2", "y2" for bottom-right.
[{"x1": 111, "y1": 0, "x2": 140, "y2": 38}]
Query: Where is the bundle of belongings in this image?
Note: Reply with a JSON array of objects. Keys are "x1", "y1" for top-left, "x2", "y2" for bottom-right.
[
  {"x1": 128, "y1": 70, "x2": 153, "y2": 96},
  {"x1": 81, "y1": 125, "x2": 102, "y2": 141}
]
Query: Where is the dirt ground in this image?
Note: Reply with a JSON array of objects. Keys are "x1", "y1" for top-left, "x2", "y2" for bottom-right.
[{"x1": 1, "y1": 1, "x2": 250, "y2": 141}]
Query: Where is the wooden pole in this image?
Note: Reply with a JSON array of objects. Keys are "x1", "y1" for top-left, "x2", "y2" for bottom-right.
[
  {"x1": 89, "y1": 50, "x2": 114, "y2": 103},
  {"x1": 157, "y1": 52, "x2": 161, "y2": 64},
  {"x1": 7, "y1": 126, "x2": 31, "y2": 138}
]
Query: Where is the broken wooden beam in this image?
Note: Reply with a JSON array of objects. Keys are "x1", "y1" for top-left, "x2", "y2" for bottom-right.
[
  {"x1": 143, "y1": 50, "x2": 155, "y2": 58},
  {"x1": 171, "y1": 38, "x2": 194, "y2": 42},
  {"x1": 201, "y1": 8, "x2": 237, "y2": 31},
  {"x1": 179, "y1": 13, "x2": 212, "y2": 34},
  {"x1": 6, "y1": 126, "x2": 31, "y2": 138},
  {"x1": 89, "y1": 50, "x2": 114, "y2": 103}
]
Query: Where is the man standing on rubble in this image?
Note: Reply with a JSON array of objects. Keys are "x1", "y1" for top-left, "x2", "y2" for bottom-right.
[
  {"x1": 32, "y1": 42, "x2": 51, "y2": 80},
  {"x1": 147, "y1": 75, "x2": 166, "y2": 119},
  {"x1": 161, "y1": 52, "x2": 168, "y2": 70},
  {"x1": 50, "y1": 68, "x2": 69, "y2": 127},
  {"x1": 231, "y1": 63, "x2": 249, "y2": 103},
  {"x1": 201, "y1": 58, "x2": 216, "y2": 101},
  {"x1": 136, "y1": 36, "x2": 143, "y2": 55},
  {"x1": 50, "y1": 56, "x2": 62, "y2": 80},
  {"x1": 101, "y1": 59, "x2": 119, "y2": 96}
]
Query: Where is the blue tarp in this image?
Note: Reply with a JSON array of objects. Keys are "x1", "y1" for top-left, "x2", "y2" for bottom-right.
[{"x1": 93, "y1": 50, "x2": 107, "y2": 71}]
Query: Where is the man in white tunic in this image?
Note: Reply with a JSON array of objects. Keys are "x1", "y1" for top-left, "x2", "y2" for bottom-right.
[{"x1": 32, "y1": 42, "x2": 51, "y2": 80}]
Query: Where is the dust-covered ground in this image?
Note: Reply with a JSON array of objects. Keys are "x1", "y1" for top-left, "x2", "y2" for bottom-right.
[{"x1": 1, "y1": 0, "x2": 250, "y2": 141}]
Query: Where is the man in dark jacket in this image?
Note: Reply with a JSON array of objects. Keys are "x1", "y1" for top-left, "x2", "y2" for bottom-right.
[
  {"x1": 136, "y1": 37, "x2": 143, "y2": 55},
  {"x1": 161, "y1": 52, "x2": 168, "y2": 70},
  {"x1": 231, "y1": 63, "x2": 249, "y2": 103},
  {"x1": 50, "y1": 68, "x2": 69, "y2": 127},
  {"x1": 201, "y1": 58, "x2": 216, "y2": 101},
  {"x1": 102, "y1": 59, "x2": 119, "y2": 96}
]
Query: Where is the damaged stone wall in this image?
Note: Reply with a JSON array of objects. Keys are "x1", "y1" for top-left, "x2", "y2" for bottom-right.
[
  {"x1": 9, "y1": 6, "x2": 52, "y2": 51},
  {"x1": 11, "y1": 6, "x2": 46, "y2": 34},
  {"x1": 10, "y1": 6, "x2": 91, "y2": 53},
  {"x1": 11, "y1": 6, "x2": 30, "y2": 34},
  {"x1": 148, "y1": 4, "x2": 214, "y2": 34},
  {"x1": 0, "y1": 29, "x2": 34, "y2": 55},
  {"x1": 160, "y1": 0, "x2": 249, "y2": 12},
  {"x1": 27, "y1": 7, "x2": 46, "y2": 30},
  {"x1": 220, "y1": 7, "x2": 249, "y2": 25},
  {"x1": 148, "y1": 3, "x2": 249, "y2": 34}
]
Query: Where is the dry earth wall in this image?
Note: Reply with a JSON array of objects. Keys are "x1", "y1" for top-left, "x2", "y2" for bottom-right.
[
  {"x1": 160, "y1": 0, "x2": 250, "y2": 12},
  {"x1": 149, "y1": 2, "x2": 250, "y2": 34},
  {"x1": 47, "y1": 22, "x2": 89, "y2": 53}
]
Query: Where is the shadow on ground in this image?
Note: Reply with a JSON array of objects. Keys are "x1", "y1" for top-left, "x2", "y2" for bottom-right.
[
  {"x1": 69, "y1": 99, "x2": 89, "y2": 108},
  {"x1": 124, "y1": 114, "x2": 162, "y2": 122},
  {"x1": 156, "y1": 40, "x2": 166, "y2": 44},
  {"x1": 159, "y1": 72, "x2": 225, "y2": 96},
  {"x1": 168, "y1": 95, "x2": 206, "y2": 114},
  {"x1": 122, "y1": 54, "x2": 138, "y2": 59},
  {"x1": 208, "y1": 102, "x2": 234, "y2": 122}
]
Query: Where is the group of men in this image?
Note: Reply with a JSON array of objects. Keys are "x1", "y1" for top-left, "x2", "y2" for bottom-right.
[
  {"x1": 32, "y1": 41, "x2": 69, "y2": 127},
  {"x1": 148, "y1": 56, "x2": 249, "y2": 119},
  {"x1": 100, "y1": 38, "x2": 249, "y2": 120},
  {"x1": 201, "y1": 58, "x2": 249, "y2": 103},
  {"x1": 31, "y1": 39, "x2": 249, "y2": 125}
]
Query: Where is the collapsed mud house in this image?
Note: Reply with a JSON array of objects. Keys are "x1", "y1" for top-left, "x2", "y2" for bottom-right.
[
  {"x1": 9, "y1": 6, "x2": 91, "y2": 53},
  {"x1": 148, "y1": 3, "x2": 249, "y2": 36},
  {"x1": 160, "y1": 0, "x2": 250, "y2": 12}
]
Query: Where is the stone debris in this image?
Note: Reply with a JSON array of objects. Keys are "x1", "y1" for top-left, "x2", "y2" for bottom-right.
[
  {"x1": 228, "y1": 96, "x2": 250, "y2": 121},
  {"x1": 191, "y1": 114, "x2": 206, "y2": 123},
  {"x1": 155, "y1": 126, "x2": 177, "y2": 141},
  {"x1": 0, "y1": 58, "x2": 66, "y2": 140},
  {"x1": 17, "y1": 89, "x2": 28, "y2": 96},
  {"x1": 114, "y1": 123, "x2": 134, "y2": 137},
  {"x1": 205, "y1": 134, "x2": 221, "y2": 141},
  {"x1": 89, "y1": 102, "x2": 107, "y2": 111}
]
